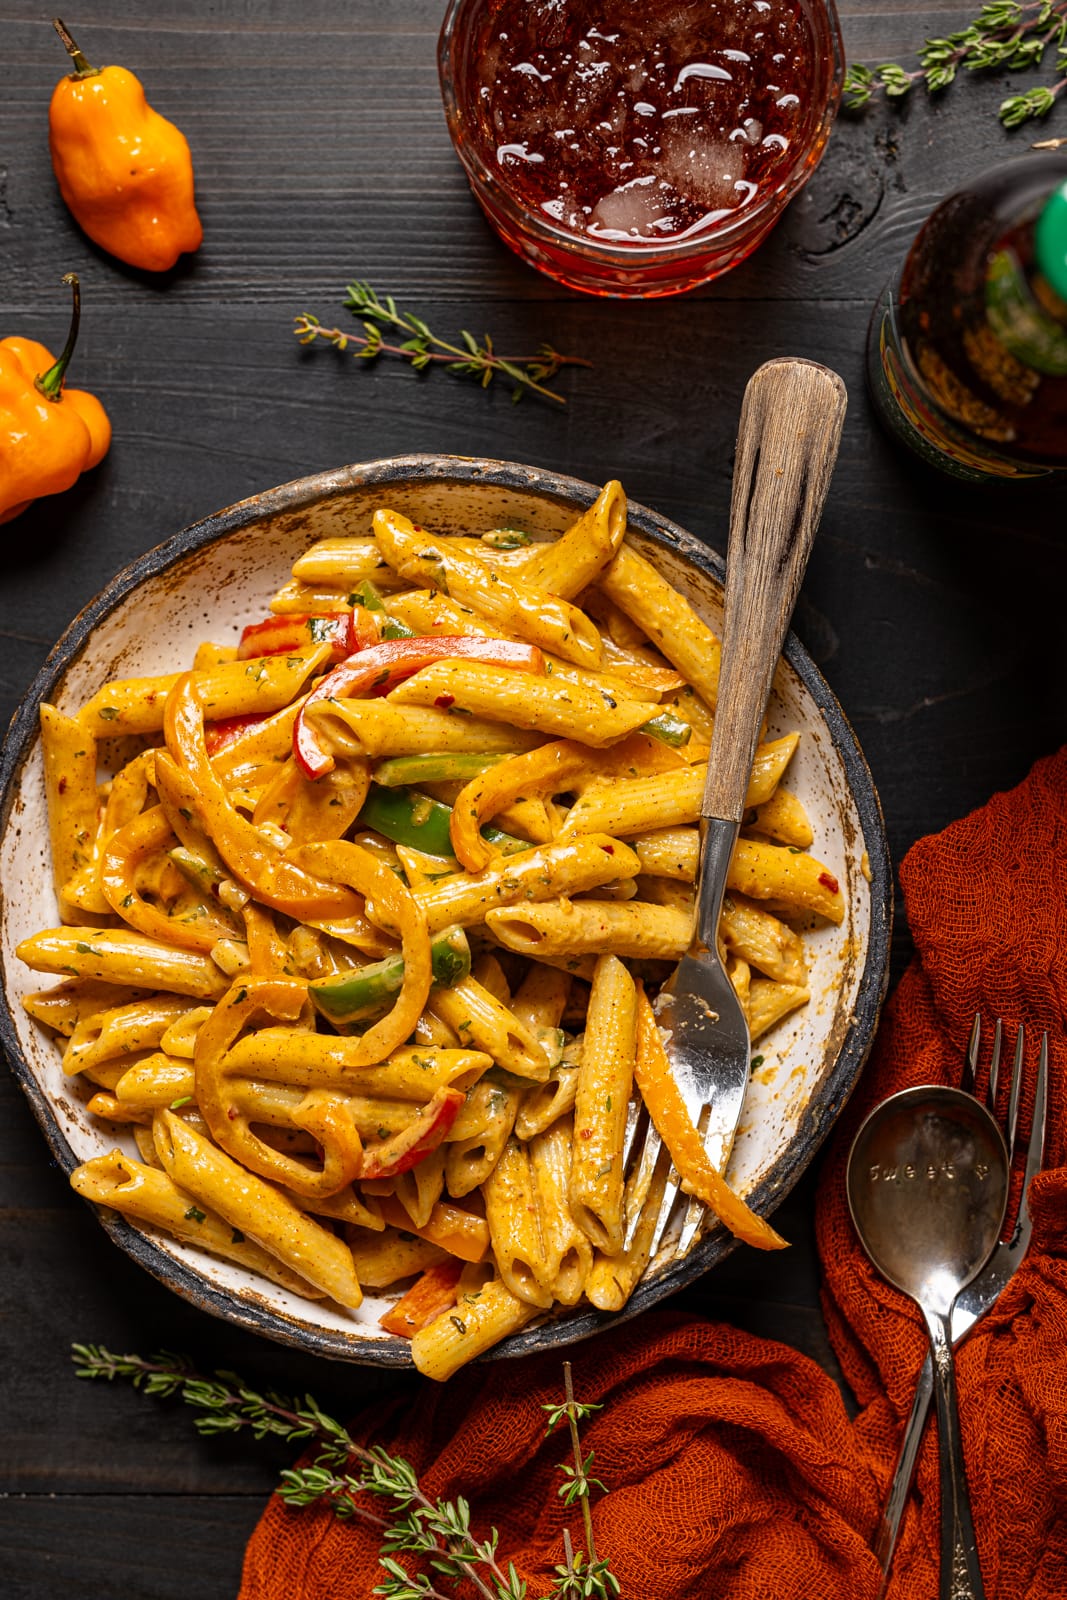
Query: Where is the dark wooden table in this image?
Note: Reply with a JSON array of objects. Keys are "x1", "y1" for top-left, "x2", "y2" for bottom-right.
[{"x1": 3, "y1": 3, "x2": 1065, "y2": 1594}]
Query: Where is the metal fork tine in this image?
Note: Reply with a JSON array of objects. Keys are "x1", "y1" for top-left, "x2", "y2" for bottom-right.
[
  {"x1": 987, "y1": 1017, "x2": 1003, "y2": 1109},
  {"x1": 648, "y1": 1168, "x2": 682, "y2": 1256},
  {"x1": 1006, "y1": 1023, "x2": 1024, "y2": 1159},
  {"x1": 622, "y1": 1120, "x2": 666, "y2": 1252},
  {"x1": 621, "y1": 1098, "x2": 642, "y2": 1169},
  {"x1": 677, "y1": 1193, "x2": 706, "y2": 1256},
  {"x1": 1015, "y1": 1033, "x2": 1049, "y2": 1239},
  {"x1": 622, "y1": 1120, "x2": 662, "y2": 1241},
  {"x1": 965, "y1": 1013, "x2": 981, "y2": 1096}
]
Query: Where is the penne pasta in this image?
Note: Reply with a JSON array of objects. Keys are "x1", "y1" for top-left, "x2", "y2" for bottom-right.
[
  {"x1": 39, "y1": 704, "x2": 100, "y2": 921},
  {"x1": 597, "y1": 544, "x2": 722, "y2": 711},
  {"x1": 71, "y1": 1149, "x2": 327, "y2": 1296},
  {"x1": 509, "y1": 480, "x2": 627, "y2": 600},
  {"x1": 728, "y1": 838, "x2": 844, "y2": 924},
  {"x1": 346, "y1": 1226, "x2": 448, "y2": 1288},
  {"x1": 748, "y1": 786, "x2": 814, "y2": 849},
  {"x1": 307, "y1": 696, "x2": 537, "y2": 760},
  {"x1": 409, "y1": 1277, "x2": 539, "y2": 1381},
  {"x1": 747, "y1": 978, "x2": 811, "y2": 1041},
  {"x1": 560, "y1": 736, "x2": 799, "y2": 838},
  {"x1": 429, "y1": 975, "x2": 552, "y2": 1081},
  {"x1": 22, "y1": 978, "x2": 145, "y2": 1036},
  {"x1": 529, "y1": 1117, "x2": 593, "y2": 1305},
  {"x1": 569, "y1": 955, "x2": 636, "y2": 1256},
  {"x1": 17, "y1": 926, "x2": 230, "y2": 998},
  {"x1": 487, "y1": 899, "x2": 692, "y2": 963},
  {"x1": 409, "y1": 834, "x2": 641, "y2": 935},
  {"x1": 445, "y1": 1073, "x2": 523, "y2": 1196},
  {"x1": 484, "y1": 1138, "x2": 553, "y2": 1308},
  {"x1": 388, "y1": 661, "x2": 654, "y2": 748},
  {"x1": 374, "y1": 508, "x2": 605, "y2": 669},
  {"x1": 291, "y1": 536, "x2": 405, "y2": 588},
  {"x1": 79, "y1": 647, "x2": 333, "y2": 737},
  {"x1": 720, "y1": 894, "x2": 807, "y2": 985}
]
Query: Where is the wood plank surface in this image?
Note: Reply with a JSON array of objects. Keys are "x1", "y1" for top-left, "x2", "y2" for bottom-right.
[{"x1": 2, "y1": 1, "x2": 1066, "y2": 1594}]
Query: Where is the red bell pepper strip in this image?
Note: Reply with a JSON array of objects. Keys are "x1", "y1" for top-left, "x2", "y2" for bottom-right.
[
  {"x1": 359, "y1": 1086, "x2": 465, "y2": 1180},
  {"x1": 237, "y1": 612, "x2": 355, "y2": 662},
  {"x1": 379, "y1": 1259, "x2": 464, "y2": 1338},
  {"x1": 293, "y1": 636, "x2": 544, "y2": 781},
  {"x1": 204, "y1": 713, "x2": 266, "y2": 757}
]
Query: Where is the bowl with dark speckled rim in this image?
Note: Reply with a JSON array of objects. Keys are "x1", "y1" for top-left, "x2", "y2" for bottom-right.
[{"x1": 0, "y1": 454, "x2": 891, "y2": 1366}]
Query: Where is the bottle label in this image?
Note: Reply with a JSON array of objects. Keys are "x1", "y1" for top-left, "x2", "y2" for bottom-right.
[
  {"x1": 985, "y1": 248, "x2": 1067, "y2": 377},
  {"x1": 869, "y1": 309, "x2": 1053, "y2": 481}
]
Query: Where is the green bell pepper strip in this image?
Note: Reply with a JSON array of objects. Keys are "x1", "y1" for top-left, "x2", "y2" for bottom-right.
[
  {"x1": 309, "y1": 924, "x2": 471, "y2": 1023},
  {"x1": 358, "y1": 784, "x2": 525, "y2": 859},
  {"x1": 481, "y1": 527, "x2": 532, "y2": 550},
  {"x1": 372, "y1": 752, "x2": 508, "y2": 788},
  {"x1": 349, "y1": 579, "x2": 415, "y2": 640},
  {"x1": 350, "y1": 578, "x2": 385, "y2": 612},
  {"x1": 641, "y1": 709, "x2": 692, "y2": 748},
  {"x1": 169, "y1": 846, "x2": 224, "y2": 892}
]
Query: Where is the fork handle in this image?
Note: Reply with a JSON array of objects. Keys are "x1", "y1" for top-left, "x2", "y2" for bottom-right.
[
  {"x1": 702, "y1": 358, "x2": 847, "y2": 823},
  {"x1": 923, "y1": 1307, "x2": 987, "y2": 1600},
  {"x1": 873, "y1": 1351, "x2": 935, "y2": 1581}
]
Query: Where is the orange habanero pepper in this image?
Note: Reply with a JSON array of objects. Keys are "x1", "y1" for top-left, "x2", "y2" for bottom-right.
[
  {"x1": 49, "y1": 18, "x2": 202, "y2": 273},
  {"x1": 0, "y1": 274, "x2": 111, "y2": 526}
]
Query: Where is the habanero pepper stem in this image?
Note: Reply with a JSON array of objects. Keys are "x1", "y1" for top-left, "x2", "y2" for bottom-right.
[
  {"x1": 36, "y1": 270, "x2": 82, "y2": 400},
  {"x1": 292, "y1": 636, "x2": 544, "y2": 781},
  {"x1": 52, "y1": 17, "x2": 96, "y2": 78}
]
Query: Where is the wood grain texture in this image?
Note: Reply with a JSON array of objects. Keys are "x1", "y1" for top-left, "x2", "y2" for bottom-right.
[
  {"x1": 2, "y1": 2, "x2": 1067, "y2": 1595},
  {"x1": 706, "y1": 359, "x2": 847, "y2": 822}
]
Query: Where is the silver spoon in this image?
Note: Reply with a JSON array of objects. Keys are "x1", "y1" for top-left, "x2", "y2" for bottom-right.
[{"x1": 846, "y1": 1085, "x2": 1009, "y2": 1600}]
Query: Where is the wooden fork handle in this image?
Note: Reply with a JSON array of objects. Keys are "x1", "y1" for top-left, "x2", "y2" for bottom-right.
[{"x1": 702, "y1": 358, "x2": 847, "y2": 824}]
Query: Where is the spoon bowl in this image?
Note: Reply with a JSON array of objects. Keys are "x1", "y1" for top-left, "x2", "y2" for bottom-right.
[
  {"x1": 847, "y1": 1085, "x2": 1009, "y2": 1315},
  {"x1": 847, "y1": 1084, "x2": 1009, "y2": 1600}
]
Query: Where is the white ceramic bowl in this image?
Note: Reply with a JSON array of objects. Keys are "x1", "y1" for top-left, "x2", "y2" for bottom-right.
[{"x1": 0, "y1": 455, "x2": 891, "y2": 1365}]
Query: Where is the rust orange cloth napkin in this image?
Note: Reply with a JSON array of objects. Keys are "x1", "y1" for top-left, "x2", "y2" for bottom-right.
[{"x1": 241, "y1": 750, "x2": 1067, "y2": 1600}]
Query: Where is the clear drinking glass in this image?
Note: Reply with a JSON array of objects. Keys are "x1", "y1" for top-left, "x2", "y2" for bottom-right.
[{"x1": 438, "y1": 0, "x2": 844, "y2": 299}]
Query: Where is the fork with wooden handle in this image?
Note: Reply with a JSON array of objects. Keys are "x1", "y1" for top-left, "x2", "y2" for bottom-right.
[{"x1": 625, "y1": 357, "x2": 848, "y2": 1259}]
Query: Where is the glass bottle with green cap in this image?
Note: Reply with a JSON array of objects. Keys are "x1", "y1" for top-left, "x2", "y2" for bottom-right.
[{"x1": 867, "y1": 153, "x2": 1067, "y2": 482}]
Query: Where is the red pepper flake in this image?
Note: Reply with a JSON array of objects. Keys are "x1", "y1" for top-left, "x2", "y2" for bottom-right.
[
  {"x1": 818, "y1": 871, "x2": 840, "y2": 895},
  {"x1": 434, "y1": 693, "x2": 456, "y2": 709},
  {"x1": 579, "y1": 1127, "x2": 593, "y2": 1140},
  {"x1": 57, "y1": 777, "x2": 68, "y2": 794},
  {"x1": 601, "y1": 844, "x2": 614, "y2": 855}
]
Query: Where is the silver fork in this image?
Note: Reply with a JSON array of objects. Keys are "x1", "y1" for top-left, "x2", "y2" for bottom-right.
[
  {"x1": 623, "y1": 357, "x2": 848, "y2": 1259},
  {"x1": 872, "y1": 1016, "x2": 1050, "y2": 1590}
]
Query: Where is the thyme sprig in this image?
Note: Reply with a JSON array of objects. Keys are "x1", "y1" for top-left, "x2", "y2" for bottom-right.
[
  {"x1": 72, "y1": 1344, "x2": 616, "y2": 1600},
  {"x1": 843, "y1": 0, "x2": 1067, "y2": 127},
  {"x1": 295, "y1": 281, "x2": 590, "y2": 406},
  {"x1": 542, "y1": 1363, "x2": 619, "y2": 1599}
]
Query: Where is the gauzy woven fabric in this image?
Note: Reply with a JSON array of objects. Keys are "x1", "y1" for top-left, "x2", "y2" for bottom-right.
[{"x1": 241, "y1": 749, "x2": 1067, "y2": 1600}]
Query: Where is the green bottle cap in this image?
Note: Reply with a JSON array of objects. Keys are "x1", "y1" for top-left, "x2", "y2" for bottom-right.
[{"x1": 1035, "y1": 177, "x2": 1067, "y2": 303}]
